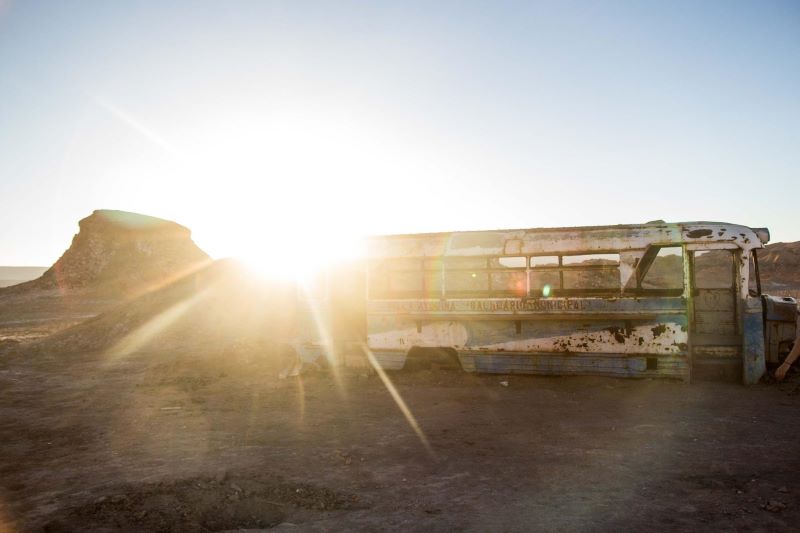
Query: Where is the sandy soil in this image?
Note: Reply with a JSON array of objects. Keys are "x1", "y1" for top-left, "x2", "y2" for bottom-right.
[{"x1": 0, "y1": 346, "x2": 798, "y2": 532}]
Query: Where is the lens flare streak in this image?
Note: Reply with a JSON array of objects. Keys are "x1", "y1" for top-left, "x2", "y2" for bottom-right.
[
  {"x1": 298, "y1": 283, "x2": 345, "y2": 394},
  {"x1": 105, "y1": 286, "x2": 214, "y2": 360},
  {"x1": 362, "y1": 344, "x2": 434, "y2": 457}
]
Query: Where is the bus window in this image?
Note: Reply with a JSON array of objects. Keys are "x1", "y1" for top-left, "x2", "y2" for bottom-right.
[
  {"x1": 638, "y1": 247, "x2": 684, "y2": 290},
  {"x1": 562, "y1": 253, "x2": 619, "y2": 266},
  {"x1": 444, "y1": 258, "x2": 489, "y2": 295},
  {"x1": 389, "y1": 271, "x2": 423, "y2": 293},
  {"x1": 490, "y1": 272, "x2": 526, "y2": 296},
  {"x1": 531, "y1": 256, "x2": 559, "y2": 267},
  {"x1": 692, "y1": 249, "x2": 737, "y2": 338},
  {"x1": 530, "y1": 256, "x2": 560, "y2": 296},
  {"x1": 530, "y1": 270, "x2": 560, "y2": 294},
  {"x1": 445, "y1": 257, "x2": 487, "y2": 269},
  {"x1": 561, "y1": 253, "x2": 620, "y2": 291},
  {"x1": 694, "y1": 250, "x2": 733, "y2": 289},
  {"x1": 490, "y1": 257, "x2": 526, "y2": 269},
  {"x1": 369, "y1": 259, "x2": 424, "y2": 298},
  {"x1": 562, "y1": 269, "x2": 619, "y2": 290},
  {"x1": 748, "y1": 252, "x2": 761, "y2": 295},
  {"x1": 488, "y1": 257, "x2": 526, "y2": 296},
  {"x1": 447, "y1": 271, "x2": 489, "y2": 294}
]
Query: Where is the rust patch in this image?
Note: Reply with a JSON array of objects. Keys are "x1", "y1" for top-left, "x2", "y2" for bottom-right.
[
  {"x1": 607, "y1": 326, "x2": 626, "y2": 343},
  {"x1": 687, "y1": 229, "x2": 713, "y2": 238},
  {"x1": 651, "y1": 324, "x2": 667, "y2": 337}
]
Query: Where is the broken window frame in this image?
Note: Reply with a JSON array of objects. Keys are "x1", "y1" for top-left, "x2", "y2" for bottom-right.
[
  {"x1": 528, "y1": 252, "x2": 622, "y2": 297},
  {"x1": 628, "y1": 245, "x2": 685, "y2": 296}
]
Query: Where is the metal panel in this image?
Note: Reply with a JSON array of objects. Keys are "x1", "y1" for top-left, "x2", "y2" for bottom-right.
[
  {"x1": 694, "y1": 291, "x2": 736, "y2": 312},
  {"x1": 459, "y1": 352, "x2": 688, "y2": 379},
  {"x1": 743, "y1": 297, "x2": 766, "y2": 384},
  {"x1": 694, "y1": 311, "x2": 737, "y2": 335},
  {"x1": 367, "y1": 350, "x2": 689, "y2": 379},
  {"x1": 369, "y1": 350, "x2": 407, "y2": 370},
  {"x1": 693, "y1": 346, "x2": 740, "y2": 358},
  {"x1": 763, "y1": 295, "x2": 798, "y2": 322}
]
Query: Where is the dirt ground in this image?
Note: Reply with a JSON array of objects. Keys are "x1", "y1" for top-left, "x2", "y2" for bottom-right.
[{"x1": 1, "y1": 344, "x2": 799, "y2": 532}]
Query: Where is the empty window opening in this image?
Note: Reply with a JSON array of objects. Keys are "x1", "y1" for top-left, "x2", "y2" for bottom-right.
[
  {"x1": 694, "y1": 250, "x2": 734, "y2": 289},
  {"x1": 531, "y1": 256, "x2": 559, "y2": 268},
  {"x1": 634, "y1": 246, "x2": 684, "y2": 292}
]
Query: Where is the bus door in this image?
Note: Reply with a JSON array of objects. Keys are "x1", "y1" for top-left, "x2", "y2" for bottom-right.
[{"x1": 690, "y1": 248, "x2": 741, "y2": 380}]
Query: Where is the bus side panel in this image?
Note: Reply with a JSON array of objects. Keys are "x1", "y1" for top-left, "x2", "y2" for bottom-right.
[
  {"x1": 742, "y1": 297, "x2": 766, "y2": 385},
  {"x1": 458, "y1": 315, "x2": 688, "y2": 379},
  {"x1": 366, "y1": 315, "x2": 470, "y2": 351},
  {"x1": 462, "y1": 315, "x2": 688, "y2": 356},
  {"x1": 365, "y1": 311, "x2": 689, "y2": 379},
  {"x1": 459, "y1": 353, "x2": 688, "y2": 378}
]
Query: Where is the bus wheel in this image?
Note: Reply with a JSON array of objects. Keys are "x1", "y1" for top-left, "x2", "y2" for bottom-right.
[{"x1": 404, "y1": 347, "x2": 461, "y2": 371}]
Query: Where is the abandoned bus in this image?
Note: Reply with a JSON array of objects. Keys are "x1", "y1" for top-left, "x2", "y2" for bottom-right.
[{"x1": 361, "y1": 221, "x2": 798, "y2": 384}]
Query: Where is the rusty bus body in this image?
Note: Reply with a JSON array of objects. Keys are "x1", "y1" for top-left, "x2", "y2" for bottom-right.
[{"x1": 360, "y1": 222, "x2": 798, "y2": 384}]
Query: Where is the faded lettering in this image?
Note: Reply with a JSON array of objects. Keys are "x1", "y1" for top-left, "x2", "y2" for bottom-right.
[{"x1": 391, "y1": 299, "x2": 587, "y2": 313}]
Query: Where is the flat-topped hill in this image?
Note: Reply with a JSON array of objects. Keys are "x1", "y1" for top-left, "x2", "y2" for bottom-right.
[
  {"x1": 5, "y1": 210, "x2": 209, "y2": 295},
  {"x1": 0, "y1": 210, "x2": 211, "y2": 339}
]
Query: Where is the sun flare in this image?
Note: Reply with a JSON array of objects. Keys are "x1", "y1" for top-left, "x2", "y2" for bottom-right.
[
  {"x1": 235, "y1": 229, "x2": 363, "y2": 282},
  {"x1": 167, "y1": 112, "x2": 377, "y2": 282}
]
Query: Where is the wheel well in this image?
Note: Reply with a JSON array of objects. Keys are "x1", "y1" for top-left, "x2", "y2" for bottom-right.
[{"x1": 404, "y1": 346, "x2": 460, "y2": 370}]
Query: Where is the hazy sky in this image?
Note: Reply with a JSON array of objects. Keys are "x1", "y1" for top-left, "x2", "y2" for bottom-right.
[{"x1": 1, "y1": 0, "x2": 798, "y2": 267}]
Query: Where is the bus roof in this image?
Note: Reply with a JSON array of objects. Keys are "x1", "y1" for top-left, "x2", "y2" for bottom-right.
[{"x1": 367, "y1": 221, "x2": 770, "y2": 258}]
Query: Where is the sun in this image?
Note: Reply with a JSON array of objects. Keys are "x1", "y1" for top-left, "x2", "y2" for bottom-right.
[
  {"x1": 238, "y1": 245, "x2": 318, "y2": 283},
  {"x1": 168, "y1": 110, "x2": 386, "y2": 281},
  {"x1": 234, "y1": 228, "x2": 363, "y2": 283}
]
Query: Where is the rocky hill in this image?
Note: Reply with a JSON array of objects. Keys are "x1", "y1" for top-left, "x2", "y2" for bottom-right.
[
  {"x1": 759, "y1": 241, "x2": 800, "y2": 294},
  {"x1": 4, "y1": 210, "x2": 209, "y2": 295},
  {"x1": 0, "y1": 210, "x2": 211, "y2": 339}
]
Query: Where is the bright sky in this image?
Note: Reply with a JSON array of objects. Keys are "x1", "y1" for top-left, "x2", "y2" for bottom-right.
[{"x1": 1, "y1": 1, "x2": 798, "y2": 270}]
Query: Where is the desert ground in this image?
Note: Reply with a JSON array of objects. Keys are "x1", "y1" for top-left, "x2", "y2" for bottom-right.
[{"x1": 1, "y1": 340, "x2": 798, "y2": 532}]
